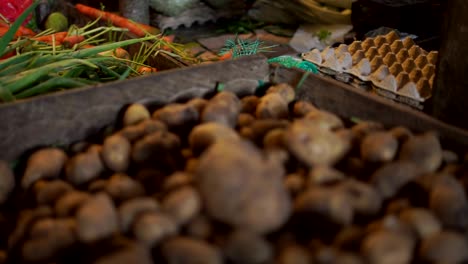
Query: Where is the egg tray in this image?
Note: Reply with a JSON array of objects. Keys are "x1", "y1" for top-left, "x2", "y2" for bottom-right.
[{"x1": 302, "y1": 31, "x2": 438, "y2": 110}]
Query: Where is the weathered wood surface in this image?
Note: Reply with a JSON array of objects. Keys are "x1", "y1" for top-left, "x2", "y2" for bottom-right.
[
  {"x1": 0, "y1": 55, "x2": 269, "y2": 162},
  {"x1": 272, "y1": 66, "x2": 468, "y2": 149},
  {"x1": 431, "y1": 0, "x2": 468, "y2": 130}
]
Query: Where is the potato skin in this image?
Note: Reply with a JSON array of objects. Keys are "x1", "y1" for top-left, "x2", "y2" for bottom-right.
[
  {"x1": 102, "y1": 134, "x2": 131, "y2": 173},
  {"x1": 266, "y1": 83, "x2": 296, "y2": 104},
  {"x1": 255, "y1": 93, "x2": 289, "y2": 120},
  {"x1": 22, "y1": 148, "x2": 68, "y2": 189},
  {"x1": 153, "y1": 103, "x2": 199, "y2": 129},
  {"x1": 65, "y1": 149, "x2": 104, "y2": 186},
  {"x1": 188, "y1": 122, "x2": 240, "y2": 155},
  {"x1": 202, "y1": 91, "x2": 241, "y2": 128},
  {"x1": 123, "y1": 104, "x2": 150, "y2": 126}
]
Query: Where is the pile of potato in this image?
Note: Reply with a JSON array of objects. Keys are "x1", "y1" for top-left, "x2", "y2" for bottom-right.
[{"x1": 0, "y1": 83, "x2": 467, "y2": 264}]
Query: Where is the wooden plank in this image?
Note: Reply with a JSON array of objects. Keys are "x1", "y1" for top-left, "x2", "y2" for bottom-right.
[
  {"x1": 0, "y1": 55, "x2": 269, "y2": 162},
  {"x1": 431, "y1": 0, "x2": 468, "y2": 130},
  {"x1": 271, "y1": 66, "x2": 468, "y2": 149}
]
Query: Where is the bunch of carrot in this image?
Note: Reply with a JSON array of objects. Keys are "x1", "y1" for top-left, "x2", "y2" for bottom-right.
[{"x1": 74, "y1": 4, "x2": 160, "y2": 37}]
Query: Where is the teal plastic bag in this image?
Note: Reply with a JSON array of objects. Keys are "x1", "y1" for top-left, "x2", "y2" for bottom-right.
[{"x1": 268, "y1": 55, "x2": 318, "y2": 74}]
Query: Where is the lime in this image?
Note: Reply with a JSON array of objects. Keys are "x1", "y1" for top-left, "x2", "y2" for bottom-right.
[{"x1": 45, "y1": 12, "x2": 68, "y2": 32}]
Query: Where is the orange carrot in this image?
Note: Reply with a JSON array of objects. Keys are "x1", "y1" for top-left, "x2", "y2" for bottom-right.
[
  {"x1": 161, "y1": 35, "x2": 174, "y2": 51},
  {"x1": 137, "y1": 66, "x2": 157, "y2": 74},
  {"x1": 74, "y1": 4, "x2": 159, "y2": 37},
  {"x1": 218, "y1": 50, "x2": 233, "y2": 61},
  {"x1": 100, "y1": 48, "x2": 130, "y2": 60},
  {"x1": 0, "y1": 26, "x2": 35, "y2": 39},
  {"x1": 62, "y1": 35, "x2": 85, "y2": 48},
  {"x1": 32, "y1": 32, "x2": 68, "y2": 44}
]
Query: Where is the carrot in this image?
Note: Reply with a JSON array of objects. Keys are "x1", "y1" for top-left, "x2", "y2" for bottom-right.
[
  {"x1": 101, "y1": 47, "x2": 130, "y2": 60},
  {"x1": 137, "y1": 65, "x2": 157, "y2": 74},
  {"x1": 83, "y1": 44, "x2": 130, "y2": 60},
  {"x1": 0, "y1": 26, "x2": 35, "y2": 39},
  {"x1": 62, "y1": 35, "x2": 85, "y2": 48},
  {"x1": 218, "y1": 50, "x2": 233, "y2": 61},
  {"x1": 32, "y1": 32, "x2": 68, "y2": 44},
  {"x1": 75, "y1": 4, "x2": 160, "y2": 37}
]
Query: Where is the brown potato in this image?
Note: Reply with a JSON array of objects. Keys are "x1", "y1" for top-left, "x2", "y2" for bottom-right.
[
  {"x1": 0, "y1": 160, "x2": 15, "y2": 204},
  {"x1": 188, "y1": 122, "x2": 240, "y2": 155},
  {"x1": 361, "y1": 229, "x2": 415, "y2": 264},
  {"x1": 132, "y1": 130, "x2": 181, "y2": 164},
  {"x1": 224, "y1": 229, "x2": 273, "y2": 264},
  {"x1": 294, "y1": 187, "x2": 353, "y2": 226},
  {"x1": 162, "y1": 186, "x2": 201, "y2": 226},
  {"x1": 93, "y1": 243, "x2": 153, "y2": 264},
  {"x1": 88, "y1": 179, "x2": 108, "y2": 193},
  {"x1": 360, "y1": 132, "x2": 398, "y2": 163},
  {"x1": 102, "y1": 134, "x2": 131, "y2": 173},
  {"x1": 276, "y1": 244, "x2": 312, "y2": 264},
  {"x1": 22, "y1": 148, "x2": 68, "y2": 189},
  {"x1": 399, "y1": 208, "x2": 441, "y2": 239},
  {"x1": 429, "y1": 176, "x2": 468, "y2": 230},
  {"x1": 196, "y1": 139, "x2": 291, "y2": 234},
  {"x1": 371, "y1": 161, "x2": 421, "y2": 199},
  {"x1": 123, "y1": 103, "x2": 150, "y2": 126},
  {"x1": 285, "y1": 120, "x2": 350, "y2": 167},
  {"x1": 263, "y1": 128, "x2": 286, "y2": 150},
  {"x1": 266, "y1": 83, "x2": 295, "y2": 103},
  {"x1": 293, "y1": 101, "x2": 318, "y2": 117},
  {"x1": 152, "y1": 103, "x2": 199, "y2": 128},
  {"x1": 389, "y1": 126, "x2": 413, "y2": 143},
  {"x1": 307, "y1": 165, "x2": 345, "y2": 186},
  {"x1": 186, "y1": 98, "x2": 208, "y2": 114},
  {"x1": 65, "y1": 149, "x2": 104, "y2": 186},
  {"x1": 8, "y1": 207, "x2": 54, "y2": 249},
  {"x1": 54, "y1": 191, "x2": 91, "y2": 217},
  {"x1": 419, "y1": 231, "x2": 468, "y2": 263},
  {"x1": 399, "y1": 132, "x2": 443, "y2": 173},
  {"x1": 105, "y1": 173, "x2": 145, "y2": 202},
  {"x1": 22, "y1": 218, "x2": 76, "y2": 262},
  {"x1": 237, "y1": 113, "x2": 255, "y2": 127},
  {"x1": 202, "y1": 91, "x2": 241, "y2": 128},
  {"x1": 240, "y1": 95, "x2": 259, "y2": 114},
  {"x1": 304, "y1": 110, "x2": 344, "y2": 130},
  {"x1": 34, "y1": 179, "x2": 73, "y2": 205},
  {"x1": 76, "y1": 193, "x2": 118, "y2": 243},
  {"x1": 351, "y1": 121, "x2": 385, "y2": 141},
  {"x1": 161, "y1": 237, "x2": 222, "y2": 264},
  {"x1": 249, "y1": 119, "x2": 289, "y2": 144},
  {"x1": 119, "y1": 119, "x2": 167, "y2": 142},
  {"x1": 337, "y1": 179, "x2": 382, "y2": 215},
  {"x1": 132, "y1": 211, "x2": 178, "y2": 247},
  {"x1": 255, "y1": 93, "x2": 289, "y2": 119},
  {"x1": 118, "y1": 197, "x2": 159, "y2": 233},
  {"x1": 162, "y1": 172, "x2": 193, "y2": 192}
]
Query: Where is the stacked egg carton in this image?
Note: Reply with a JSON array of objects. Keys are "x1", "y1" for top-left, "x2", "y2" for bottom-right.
[{"x1": 302, "y1": 31, "x2": 438, "y2": 110}]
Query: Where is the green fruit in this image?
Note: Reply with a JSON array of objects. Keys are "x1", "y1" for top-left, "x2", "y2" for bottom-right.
[{"x1": 45, "y1": 12, "x2": 68, "y2": 32}]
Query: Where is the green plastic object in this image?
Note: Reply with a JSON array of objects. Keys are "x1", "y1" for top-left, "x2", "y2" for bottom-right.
[
  {"x1": 219, "y1": 37, "x2": 277, "y2": 59},
  {"x1": 268, "y1": 55, "x2": 318, "y2": 74}
]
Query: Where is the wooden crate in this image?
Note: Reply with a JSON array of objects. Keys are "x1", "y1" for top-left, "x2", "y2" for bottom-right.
[
  {"x1": 0, "y1": 55, "x2": 269, "y2": 162},
  {"x1": 2, "y1": 58, "x2": 467, "y2": 163}
]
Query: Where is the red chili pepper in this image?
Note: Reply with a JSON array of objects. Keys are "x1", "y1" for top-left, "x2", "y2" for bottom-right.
[{"x1": 0, "y1": 0, "x2": 34, "y2": 25}]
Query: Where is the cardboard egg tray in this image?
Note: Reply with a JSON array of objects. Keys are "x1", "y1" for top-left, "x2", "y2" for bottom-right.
[{"x1": 302, "y1": 31, "x2": 438, "y2": 110}]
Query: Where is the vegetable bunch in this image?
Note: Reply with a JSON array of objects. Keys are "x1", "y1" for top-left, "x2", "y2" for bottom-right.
[{"x1": 0, "y1": 1, "x2": 178, "y2": 102}]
